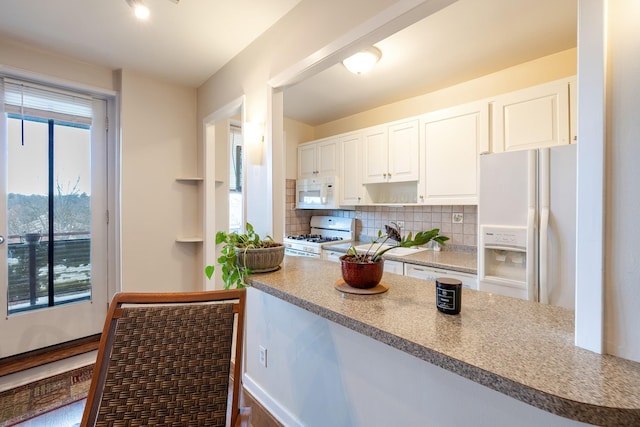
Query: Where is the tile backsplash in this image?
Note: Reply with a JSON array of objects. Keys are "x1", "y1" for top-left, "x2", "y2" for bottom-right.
[{"x1": 285, "y1": 179, "x2": 477, "y2": 249}]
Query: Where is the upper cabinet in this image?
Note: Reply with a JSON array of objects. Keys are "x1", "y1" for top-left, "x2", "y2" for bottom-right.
[
  {"x1": 362, "y1": 119, "x2": 419, "y2": 184},
  {"x1": 298, "y1": 137, "x2": 339, "y2": 179},
  {"x1": 420, "y1": 101, "x2": 489, "y2": 205},
  {"x1": 339, "y1": 132, "x2": 363, "y2": 205},
  {"x1": 297, "y1": 76, "x2": 576, "y2": 207},
  {"x1": 492, "y1": 78, "x2": 574, "y2": 152}
]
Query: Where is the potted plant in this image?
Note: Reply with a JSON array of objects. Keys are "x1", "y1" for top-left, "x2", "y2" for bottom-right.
[
  {"x1": 205, "y1": 223, "x2": 284, "y2": 289},
  {"x1": 340, "y1": 223, "x2": 449, "y2": 289}
]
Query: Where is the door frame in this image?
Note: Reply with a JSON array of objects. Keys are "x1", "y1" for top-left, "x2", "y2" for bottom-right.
[{"x1": 0, "y1": 68, "x2": 120, "y2": 357}]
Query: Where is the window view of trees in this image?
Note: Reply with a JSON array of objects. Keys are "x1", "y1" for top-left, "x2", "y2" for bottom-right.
[
  {"x1": 6, "y1": 116, "x2": 92, "y2": 313},
  {"x1": 7, "y1": 178, "x2": 90, "y2": 239}
]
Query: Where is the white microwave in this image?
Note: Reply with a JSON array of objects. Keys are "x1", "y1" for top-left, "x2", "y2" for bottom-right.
[{"x1": 296, "y1": 176, "x2": 339, "y2": 209}]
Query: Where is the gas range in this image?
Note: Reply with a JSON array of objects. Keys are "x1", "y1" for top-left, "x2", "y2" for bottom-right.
[
  {"x1": 284, "y1": 216, "x2": 355, "y2": 257},
  {"x1": 285, "y1": 234, "x2": 345, "y2": 244}
]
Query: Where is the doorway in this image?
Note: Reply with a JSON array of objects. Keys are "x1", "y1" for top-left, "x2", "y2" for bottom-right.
[
  {"x1": 203, "y1": 97, "x2": 245, "y2": 290},
  {"x1": 0, "y1": 78, "x2": 110, "y2": 358}
]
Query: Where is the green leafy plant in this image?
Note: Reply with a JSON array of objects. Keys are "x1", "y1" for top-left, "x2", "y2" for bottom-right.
[
  {"x1": 345, "y1": 222, "x2": 449, "y2": 263},
  {"x1": 205, "y1": 223, "x2": 279, "y2": 289}
]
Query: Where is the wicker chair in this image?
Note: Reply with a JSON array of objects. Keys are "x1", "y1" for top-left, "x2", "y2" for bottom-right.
[{"x1": 81, "y1": 289, "x2": 249, "y2": 427}]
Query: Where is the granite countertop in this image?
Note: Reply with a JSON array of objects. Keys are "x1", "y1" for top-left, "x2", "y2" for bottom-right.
[
  {"x1": 248, "y1": 256, "x2": 640, "y2": 426},
  {"x1": 323, "y1": 241, "x2": 477, "y2": 274}
]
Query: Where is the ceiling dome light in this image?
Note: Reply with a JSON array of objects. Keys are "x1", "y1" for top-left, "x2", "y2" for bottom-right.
[
  {"x1": 134, "y1": 4, "x2": 150, "y2": 19},
  {"x1": 342, "y1": 47, "x2": 382, "y2": 75},
  {"x1": 126, "y1": 0, "x2": 150, "y2": 20}
]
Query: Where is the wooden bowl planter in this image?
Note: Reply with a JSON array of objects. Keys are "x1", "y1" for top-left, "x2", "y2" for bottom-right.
[
  {"x1": 340, "y1": 254, "x2": 384, "y2": 289},
  {"x1": 235, "y1": 243, "x2": 285, "y2": 273}
]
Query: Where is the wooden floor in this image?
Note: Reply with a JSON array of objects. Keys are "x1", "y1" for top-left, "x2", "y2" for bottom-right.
[{"x1": 241, "y1": 385, "x2": 283, "y2": 427}]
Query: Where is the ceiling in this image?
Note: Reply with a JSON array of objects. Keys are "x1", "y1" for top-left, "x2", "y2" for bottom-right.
[
  {"x1": 0, "y1": 0, "x2": 302, "y2": 87},
  {"x1": 0, "y1": 0, "x2": 577, "y2": 126},
  {"x1": 284, "y1": 0, "x2": 577, "y2": 126}
]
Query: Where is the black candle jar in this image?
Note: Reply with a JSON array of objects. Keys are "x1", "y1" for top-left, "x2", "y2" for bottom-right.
[{"x1": 436, "y1": 277, "x2": 462, "y2": 315}]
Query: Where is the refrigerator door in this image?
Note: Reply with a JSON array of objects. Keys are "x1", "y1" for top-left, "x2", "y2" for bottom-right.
[
  {"x1": 478, "y1": 150, "x2": 537, "y2": 300},
  {"x1": 478, "y1": 150, "x2": 532, "y2": 226},
  {"x1": 539, "y1": 145, "x2": 576, "y2": 309}
]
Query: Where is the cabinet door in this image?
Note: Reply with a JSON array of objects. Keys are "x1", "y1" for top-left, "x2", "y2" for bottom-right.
[
  {"x1": 316, "y1": 138, "x2": 339, "y2": 176},
  {"x1": 492, "y1": 79, "x2": 570, "y2": 152},
  {"x1": 340, "y1": 133, "x2": 362, "y2": 205},
  {"x1": 362, "y1": 126, "x2": 388, "y2": 183},
  {"x1": 422, "y1": 102, "x2": 488, "y2": 204},
  {"x1": 298, "y1": 143, "x2": 317, "y2": 178},
  {"x1": 404, "y1": 264, "x2": 477, "y2": 289},
  {"x1": 384, "y1": 260, "x2": 404, "y2": 275},
  {"x1": 388, "y1": 120, "x2": 419, "y2": 182}
]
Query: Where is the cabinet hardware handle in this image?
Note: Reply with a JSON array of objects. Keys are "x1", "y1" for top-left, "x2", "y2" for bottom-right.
[{"x1": 0, "y1": 235, "x2": 4, "y2": 245}]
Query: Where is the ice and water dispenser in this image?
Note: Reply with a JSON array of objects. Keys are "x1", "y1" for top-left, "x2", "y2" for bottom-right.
[{"x1": 479, "y1": 226, "x2": 531, "y2": 300}]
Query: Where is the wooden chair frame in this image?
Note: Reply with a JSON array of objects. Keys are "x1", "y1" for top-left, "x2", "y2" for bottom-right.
[{"x1": 81, "y1": 289, "x2": 246, "y2": 427}]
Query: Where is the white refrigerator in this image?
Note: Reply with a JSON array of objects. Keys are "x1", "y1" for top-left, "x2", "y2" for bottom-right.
[{"x1": 477, "y1": 144, "x2": 576, "y2": 309}]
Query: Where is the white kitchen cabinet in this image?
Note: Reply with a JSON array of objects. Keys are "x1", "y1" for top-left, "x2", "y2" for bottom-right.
[
  {"x1": 420, "y1": 101, "x2": 489, "y2": 205},
  {"x1": 492, "y1": 78, "x2": 572, "y2": 152},
  {"x1": 339, "y1": 132, "x2": 364, "y2": 205},
  {"x1": 384, "y1": 260, "x2": 404, "y2": 275},
  {"x1": 362, "y1": 119, "x2": 419, "y2": 184},
  {"x1": 404, "y1": 263, "x2": 477, "y2": 289},
  {"x1": 323, "y1": 249, "x2": 344, "y2": 263},
  {"x1": 298, "y1": 137, "x2": 339, "y2": 179},
  {"x1": 388, "y1": 120, "x2": 420, "y2": 182},
  {"x1": 362, "y1": 125, "x2": 388, "y2": 183}
]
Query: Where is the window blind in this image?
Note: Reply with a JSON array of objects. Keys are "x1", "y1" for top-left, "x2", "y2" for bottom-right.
[{"x1": 3, "y1": 78, "x2": 93, "y2": 125}]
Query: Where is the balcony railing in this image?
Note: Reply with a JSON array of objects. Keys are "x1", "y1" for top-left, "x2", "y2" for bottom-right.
[{"x1": 7, "y1": 232, "x2": 91, "y2": 314}]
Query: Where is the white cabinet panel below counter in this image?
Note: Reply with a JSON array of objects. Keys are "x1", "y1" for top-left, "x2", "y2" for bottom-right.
[{"x1": 404, "y1": 264, "x2": 477, "y2": 289}]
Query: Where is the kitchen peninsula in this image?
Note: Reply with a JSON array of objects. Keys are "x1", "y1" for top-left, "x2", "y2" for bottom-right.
[{"x1": 244, "y1": 257, "x2": 640, "y2": 427}]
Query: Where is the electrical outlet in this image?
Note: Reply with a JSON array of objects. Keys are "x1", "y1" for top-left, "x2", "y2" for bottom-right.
[
  {"x1": 354, "y1": 211, "x2": 362, "y2": 219},
  {"x1": 396, "y1": 220, "x2": 405, "y2": 229},
  {"x1": 259, "y1": 345, "x2": 267, "y2": 368},
  {"x1": 452, "y1": 212, "x2": 464, "y2": 224}
]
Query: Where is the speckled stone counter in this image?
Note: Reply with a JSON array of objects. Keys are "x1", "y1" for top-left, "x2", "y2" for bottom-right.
[
  {"x1": 323, "y1": 241, "x2": 477, "y2": 274},
  {"x1": 248, "y1": 256, "x2": 640, "y2": 426}
]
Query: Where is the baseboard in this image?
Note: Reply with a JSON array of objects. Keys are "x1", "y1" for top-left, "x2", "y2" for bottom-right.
[
  {"x1": 243, "y1": 373, "x2": 304, "y2": 427},
  {"x1": 0, "y1": 334, "x2": 100, "y2": 377}
]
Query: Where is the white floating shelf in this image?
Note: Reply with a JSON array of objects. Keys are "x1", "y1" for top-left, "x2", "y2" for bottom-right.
[
  {"x1": 175, "y1": 237, "x2": 204, "y2": 243},
  {"x1": 176, "y1": 177, "x2": 203, "y2": 182}
]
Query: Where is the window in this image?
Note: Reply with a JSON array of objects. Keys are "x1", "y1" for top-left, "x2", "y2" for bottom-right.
[
  {"x1": 229, "y1": 124, "x2": 243, "y2": 233},
  {"x1": 4, "y1": 81, "x2": 94, "y2": 313}
]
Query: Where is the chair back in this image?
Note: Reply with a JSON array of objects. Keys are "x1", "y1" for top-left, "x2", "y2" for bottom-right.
[{"x1": 81, "y1": 289, "x2": 246, "y2": 427}]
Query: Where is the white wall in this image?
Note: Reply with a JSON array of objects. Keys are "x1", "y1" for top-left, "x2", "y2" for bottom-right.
[
  {"x1": 245, "y1": 288, "x2": 588, "y2": 427},
  {"x1": 197, "y1": 0, "x2": 432, "y2": 239},
  {"x1": 0, "y1": 37, "x2": 201, "y2": 295},
  {"x1": 284, "y1": 117, "x2": 314, "y2": 180},
  {"x1": 118, "y1": 70, "x2": 199, "y2": 292},
  {"x1": 603, "y1": 0, "x2": 640, "y2": 361},
  {"x1": 0, "y1": 38, "x2": 114, "y2": 92}
]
